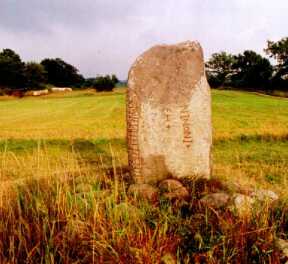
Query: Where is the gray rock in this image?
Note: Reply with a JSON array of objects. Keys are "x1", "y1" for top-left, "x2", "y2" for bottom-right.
[
  {"x1": 232, "y1": 190, "x2": 279, "y2": 218},
  {"x1": 251, "y1": 189, "x2": 279, "y2": 202},
  {"x1": 228, "y1": 182, "x2": 253, "y2": 195},
  {"x1": 159, "y1": 179, "x2": 189, "y2": 200},
  {"x1": 127, "y1": 41, "x2": 212, "y2": 184},
  {"x1": 200, "y1": 192, "x2": 230, "y2": 208}
]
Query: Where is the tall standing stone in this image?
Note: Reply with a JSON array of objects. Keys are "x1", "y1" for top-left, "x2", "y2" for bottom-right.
[{"x1": 127, "y1": 41, "x2": 212, "y2": 184}]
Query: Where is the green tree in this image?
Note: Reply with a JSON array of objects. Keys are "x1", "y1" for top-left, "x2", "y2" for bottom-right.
[
  {"x1": 111, "y1": 74, "x2": 119, "y2": 85},
  {"x1": 24, "y1": 62, "x2": 47, "y2": 90},
  {"x1": 0, "y1": 49, "x2": 25, "y2": 88},
  {"x1": 205, "y1": 51, "x2": 236, "y2": 87},
  {"x1": 232, "y1": 50, "x2": 273, "y2": 89},
  {"x1": 84, "y1": 78, "x2": 95, "y2": 88},
  {"x1": 265, "y1": 37, "x2": 288, "y2": 64},
  {"x1": 41, "y1": 58, "x2": 84, "y2": 87},
  {"x1": 84, "y1": 75, "x2": 117, "y2": 91},
  {"x1": 265, "y1": 37, "x2": 288, "y2": 88}
]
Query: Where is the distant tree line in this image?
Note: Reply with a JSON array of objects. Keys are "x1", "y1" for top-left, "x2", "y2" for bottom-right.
[
  {"x1": 206, "y1": 37, "x2": 288, "y2": 91},
  {"x1": 0, "y1": 49, "x2": 119, "y2": 92},
  {"x1": 1, "y1": 37, "x2": 287, "y2": 94}
]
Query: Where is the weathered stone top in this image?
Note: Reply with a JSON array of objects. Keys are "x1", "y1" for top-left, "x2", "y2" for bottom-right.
[{"x1": 128, "y1": 41, "x2": 205, "y2": 107}]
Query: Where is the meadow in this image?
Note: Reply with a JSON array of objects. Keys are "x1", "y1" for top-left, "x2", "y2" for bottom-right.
[{"x1": 0, "y1": 88, "x2": 287, "y2": 263}]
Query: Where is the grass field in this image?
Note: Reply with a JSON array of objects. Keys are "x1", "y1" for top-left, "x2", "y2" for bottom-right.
[
  {"x1": 0, "y1": 89, "x2": 287, "y2": 263},
  {"x1": 1, "y1": 89, "x2": 287, "y2": 192}
]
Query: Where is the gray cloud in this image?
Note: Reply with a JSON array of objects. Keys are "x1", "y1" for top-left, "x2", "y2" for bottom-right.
[{"x1": 0, "y1": 0, "x2": 287, "y2": 79}]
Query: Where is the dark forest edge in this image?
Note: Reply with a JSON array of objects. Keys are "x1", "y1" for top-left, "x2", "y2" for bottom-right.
[
  {"x1": 206, "y1": 37, "x2": 288, "y2": 96},
  {"x1": 0, "y1": 51, "x2": 120, "y2": 95},
  {"x1": 0, "y1": 36, "x2": 287, "y2": 96}
]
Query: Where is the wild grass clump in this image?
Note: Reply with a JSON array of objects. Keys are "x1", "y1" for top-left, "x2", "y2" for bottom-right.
[
  {"x1": 0, "y1": 149, "x2": 182, "y2": 263},
  {"x1": 0, "y1": 148, "x2": 285, "y2": 263}
]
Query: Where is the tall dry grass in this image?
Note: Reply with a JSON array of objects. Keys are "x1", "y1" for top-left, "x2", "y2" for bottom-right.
[
  {"x1": 0, "y1": 89, "x2": 287, "y2": 262},
  {"x1": 0, "y1": 145, "x2": 286, "y2": 263}
]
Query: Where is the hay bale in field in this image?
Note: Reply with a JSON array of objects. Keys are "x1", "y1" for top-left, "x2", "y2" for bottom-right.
[
  {"x1": 51, "y1": 87, "x2": 73, "y2": 92},
  {"x1": 26, "y1": 89, "x2": 49, "y2": 96}
]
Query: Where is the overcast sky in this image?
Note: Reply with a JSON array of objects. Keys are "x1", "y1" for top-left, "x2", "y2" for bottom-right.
[{"x1": 0, "y1": 0, "x2": 287, "y2": 79}]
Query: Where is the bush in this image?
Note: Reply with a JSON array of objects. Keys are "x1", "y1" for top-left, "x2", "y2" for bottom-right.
[{"x1": 84, "y1": 75, "x2": 118, "y2": 92}]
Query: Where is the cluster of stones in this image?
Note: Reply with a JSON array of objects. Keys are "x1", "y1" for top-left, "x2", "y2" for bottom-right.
[
  {"x1": 128, "y1": 176, "x2": 279, "y2": 221},
  {"x1": 200, "y1": 188, "x2": 279, "y2": 218},
  {"x1": 128, "y1": 178, "x2": 189, "y2": 203}
]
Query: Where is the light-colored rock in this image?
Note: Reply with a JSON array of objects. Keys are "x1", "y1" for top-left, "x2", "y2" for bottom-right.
[
  {"x1": 200, "y1": 192, "x2": 230, "y2": 208},
  {"x1": 233, "y1": 194, "x2": 254, "y2": 218},
  {"x1": 159, "y1": 179, "x2": 189, "y2": 200},
  {"x1": 128, "y1": 183, "x2": 158, "y2": 202},
  {"x1": 127, "y1": 41, "x2": 212, "y2": 184},
  {"x1": 251, "y1": 189, "x2": 279, "y2": 202},
  {"x1": 232, "y1": 190, "x2": 278, "y2": 218}
]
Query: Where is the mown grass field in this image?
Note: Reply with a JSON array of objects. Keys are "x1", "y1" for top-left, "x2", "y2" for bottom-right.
[
  {"x1": 1, "y1": 89, "x2": 287, "y2": 192},
  {"x1": 0, "y1": 88, "x2": 287, "y2": 263}
]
